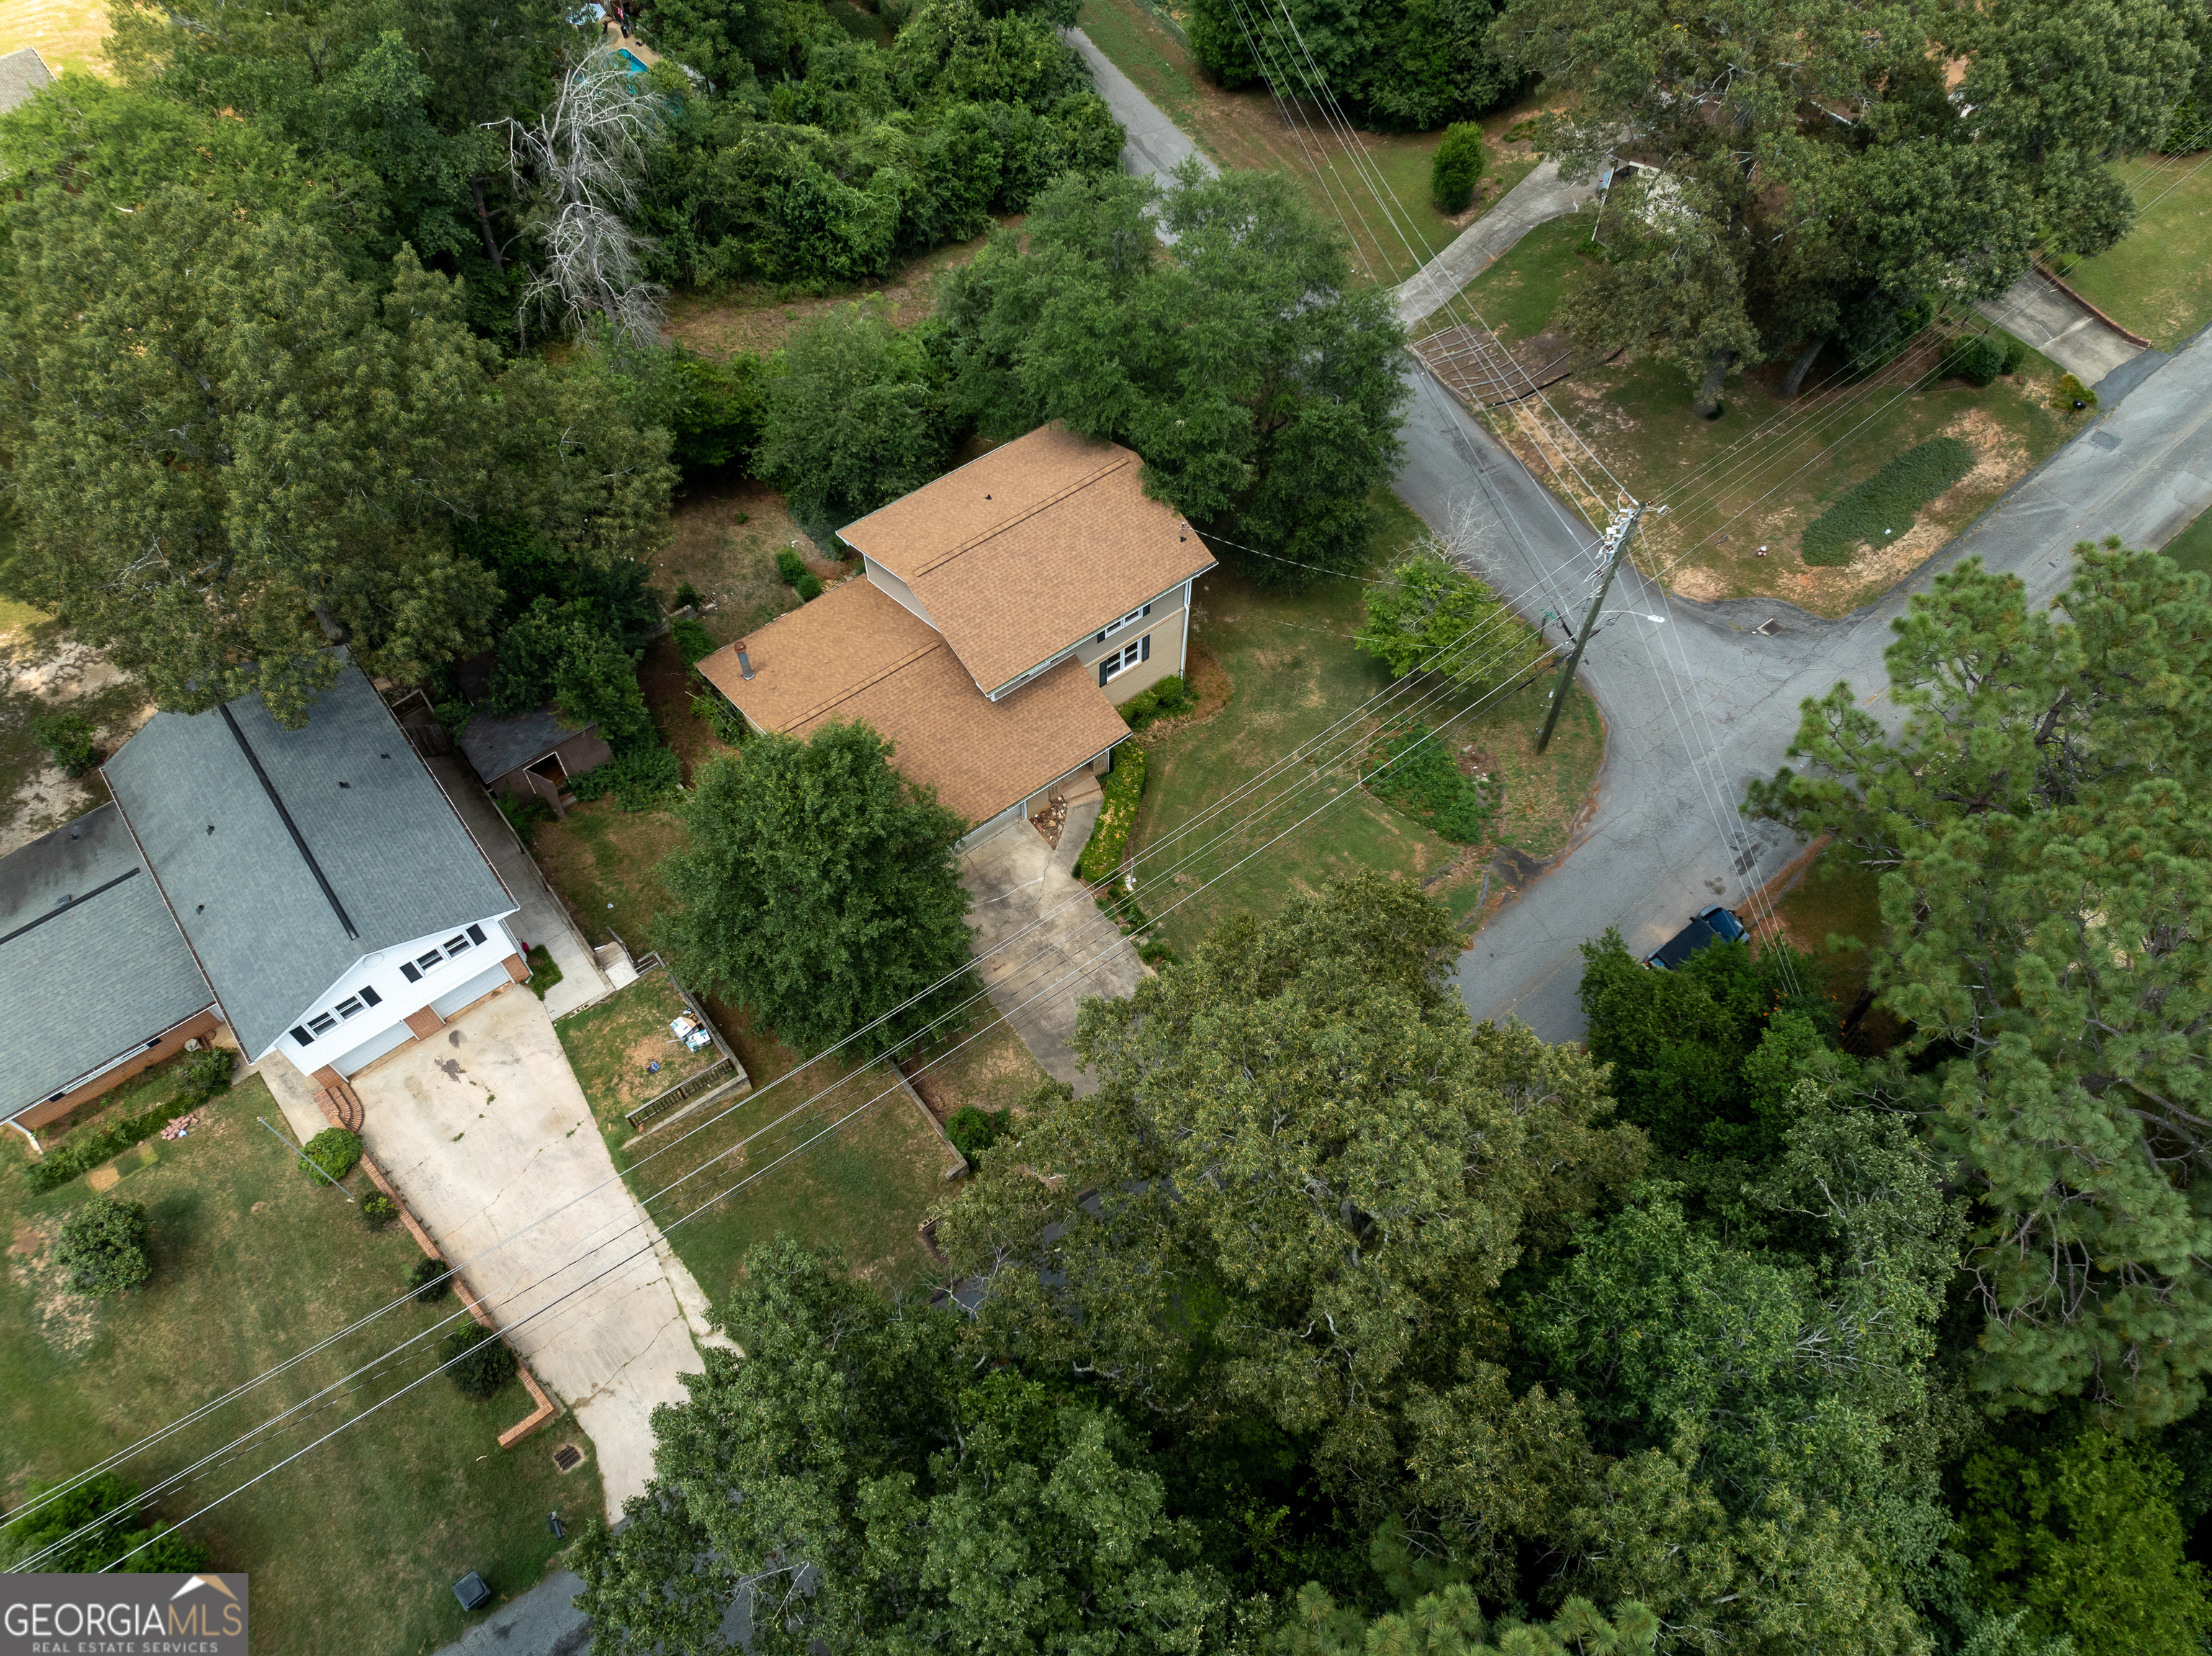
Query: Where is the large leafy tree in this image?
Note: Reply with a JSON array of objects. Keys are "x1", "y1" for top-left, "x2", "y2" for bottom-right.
[
  {"x1": 756, "y1": 302, "x2": 950, "y2": 534},
  {"x1": 1488, "y1": 0, "x2": 2199, "y2": 413},
  {"x1": 938, "y1": 163, "x2": 1410, "y2": 582},
  {"x1": 656, "y1": 721, "x2": 979, "y2": 1058},
  {"x1": 572, "y1": 1239, "x2": 1229, "y2": 1656},
  {"x1": 1747, "y1": 545, "x2": 2212, "y2": 1426},
  {"x1": 1186, "y1": 0, "x2": 1521, "y2": 132},
  {"x1": 939, "y1": 873, "x2": 1647, "y2": 1575}
]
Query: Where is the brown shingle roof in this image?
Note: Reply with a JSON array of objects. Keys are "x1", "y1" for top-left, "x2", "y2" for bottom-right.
[
  {"x1": 841, "y1": 424, "x2": 1215, "y2": 695},
  {"x1": 696, "y1": 580, "x2": 1130, "y2": 827}
]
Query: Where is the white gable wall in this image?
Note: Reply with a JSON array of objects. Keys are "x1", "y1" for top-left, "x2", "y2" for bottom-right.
[{"x1": 258, "y1": 910, "x2": 520, "y2": 1071}]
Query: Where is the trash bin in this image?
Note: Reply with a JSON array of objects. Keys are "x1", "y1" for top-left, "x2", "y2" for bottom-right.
[{"x1": 453, "y1": 1571, "x2": 492, "y2": 1611}]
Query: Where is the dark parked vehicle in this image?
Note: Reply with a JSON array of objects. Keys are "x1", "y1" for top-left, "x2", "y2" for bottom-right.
[{"x1": 1645, "y1": 904, "x2": 1748, "y2": 970}]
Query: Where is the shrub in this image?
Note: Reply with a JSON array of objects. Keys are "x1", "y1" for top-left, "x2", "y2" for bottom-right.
[
  {"x1": 55, "y1": 1197, "x2": 152, "y2": 1297},
  {"x1": 1429, "y1": 122, "x2": 1487, "y2": 212},
  {"x1": 570, "y1": 744, "x2": 683, "y2": 810},
  {"x1": 1076, "y1": 747, "x2": 1146, "y2": 883},
  {"x1": 1799, "y1": 437, "x2": 1976, "y2": 566},
  {"x1": 692, "y1": 688, "x2": 749, "y2": 744},
  {"x1": 361, "y1": 1190, "x2": 399, "y2": 1229},
  {"x1": 444, "y1": 1325, "x2": 520, "y2": 1399},
  {"x1": 524, "y1": 943, "x2": 565, "y2": 1001},
  {"x1": 24, "y1": 1053, "x2": 232, "y2": 1193},
  {"x1": 673, "y1": 580, "x2": 703, "y2": 612},
  {"x1": 302, "y1": 1128, "x2": 363, "y2": 1184},
  {"x1": 1954, "y1": 333, "x2": 2008, "y2": 387},
  {"x1": 793, "y1": 570, "x2": 824, "y2": 601},
  {"x1": 2052, "y1": 373, "x2": 2098, "y2": 413},
  {"x1": 409, "y1": 1255, "x2": 454, "y2": 1304},
  {"x1": 944, "y1": 1105, "x2": 1011, "y2": 1163},
  {"x1": 774, "y1": 547, "x2": 807, "y2": 584},
  {"x1": 0, "y1": 1474, "x2": 207, "y2": 1572},
  {"x1": 30, "y1": 710, "x2": 98, "y2": 777},
  {"x1": 2001, "y1": 335, "x2": 2028, "y2": 374},
  {"x1": 1137, "y1": 937, "x2": 1178, "y2": 968},
  {"x1": 1120, "y1": 675, "x2": 1199, "y2": 732},
  {"x1": 434, "y1": 698, "x2": 474, "y2": 739},
  {"x1": 498, "y1": 793, "x2": 557, "y2": 848},
  {"x1": 670, "y1": 616, "x2": 716, "y2": 665},
  {"x1": 1362, "y1": 723, "x2": 1501, "y2": 844}
]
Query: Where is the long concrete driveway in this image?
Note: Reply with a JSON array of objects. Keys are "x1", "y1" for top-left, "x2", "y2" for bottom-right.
[
  {"x1": 264, "y1": 987, "x2": 727, "y2": 1518},
  {"x1": 1077, "y1": 36, "x2": 2212, "y2": 1040}
]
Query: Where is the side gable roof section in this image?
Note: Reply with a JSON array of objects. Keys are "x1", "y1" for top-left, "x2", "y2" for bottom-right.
[
  {"x1": 104, "y1": 665, "x2": 517, "y2": 1060},
  {"x1": 697, "y1": 579, "x2": 1130, "y2": 827},
  {"x1": 0, "y1": 48, "x2": 52, "y2": 117},
  {"x1": 840, "y1": 424, "x2": 1216, "y2": 696},
  {"x1": 0, "y1": 803, "x2": 215, "y2": 1115}
]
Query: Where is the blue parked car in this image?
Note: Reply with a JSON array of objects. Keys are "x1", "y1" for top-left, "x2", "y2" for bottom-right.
[{"x1": 1645, "y1": 904, "x2": 1747, "y2": 970}]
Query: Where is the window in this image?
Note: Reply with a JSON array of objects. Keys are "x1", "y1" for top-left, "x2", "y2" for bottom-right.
[
  {"x1": 1095, "y1": 603, "x2": 1151, "y2": 644},
  {"x1": 334, "y1": 996, "x2": 364, "y2": 1020},
  {"x1": 1098, "y1": 633, "x2": 1151, "y2": 686},
  {"x1": 307, "y1": 1012, "x2": 338, "y2": 1037},
  {"x1": 443, "y1": 933, "x2": 472, "y2": 957},
  {"x1": 416, "y1": 950, "x2": 444, "y2": 973}
]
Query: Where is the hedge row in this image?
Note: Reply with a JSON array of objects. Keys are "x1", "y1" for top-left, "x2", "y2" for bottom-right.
[
  {"x1": 1075, "y1": 746, "x2": 1148, "y2": 885},
  {"x1": 1800, "y1": 437, "x2": 1974, "y2": 566},
  {"x1": 24, "y1": 1049, "x2": 233, "y2": 1193}
]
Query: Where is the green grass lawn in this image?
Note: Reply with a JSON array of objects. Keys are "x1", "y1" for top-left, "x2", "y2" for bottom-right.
[
  {"x1": 0, "y1": 1076, "x2": 598, "y2": 1656},
  {"x1": 1076, "y1": 0, "x2": 1542, "y2": 288},
  {"x1": 532, "y1": 798, "x2": 685, "y2": 960},
  {"x1": 907, "y1": 1014, "x2": 1053, "y2": 1121},
  {"x1": 604, "y1": 1045, "x2": 957, "y2": 1305},
  {"x1": 2058, "y1": 154, "x2": 2212, "y2": 351},
  {"x1": 1449, "y1": 212, "x2": 1599, "y2": 342},
  {"x1": 1127, "y1": 495, "x2": 1603, "y2": 954},
  {"x1": 2162, "y1": 504, "x2": 2212, "y2": 579},
  {"x1": 555, "y1": 968, "x2": 727, "y2": 1134}
]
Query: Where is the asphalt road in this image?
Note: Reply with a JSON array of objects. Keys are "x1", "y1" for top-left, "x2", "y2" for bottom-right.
[{"x1": 1075, "y1": 44, "x2": 2212, "y2": 1041}]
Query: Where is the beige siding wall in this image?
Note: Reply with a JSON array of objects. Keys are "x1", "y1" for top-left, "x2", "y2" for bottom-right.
[{"x1": 863, "y1": 559, "x2": 937, "y2": 629}]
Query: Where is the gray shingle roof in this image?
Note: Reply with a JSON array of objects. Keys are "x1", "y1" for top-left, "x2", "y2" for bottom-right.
[
  {"x1": 457, "y1": 706, "x2": 590, "y2": 784},
  {"x1": 105, "y1": 666, "x2": 516, "y2": 1059},
  {"x1": 0, "y1": 48, "x2": 53, "y2": 116},
  {"x1": 0, "y1": 803, "x2": 215, "y2": 1115}
]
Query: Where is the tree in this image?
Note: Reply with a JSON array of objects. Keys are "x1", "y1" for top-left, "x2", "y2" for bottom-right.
[
  {"x1": 1576, "y1": 927, "x2": 1827, "y2": 1161},
  {"x1": 0, "y1": 1474, "x2": 207, "y2": 1573},
  {"x1": 656, "y1": 722, "x2": 979, "y2": 1058},
  {"x1": 1429, "y1": 121, "x2": 1486, "y2": 212},
  {"x1": 572, "y1": 1240, "x2": 1230, "y2": 1656},
  {"x1": 1185, "y1": 0, "x2": 1521, "y2": 132},
  {"x1": 481, "y1": 597, "x2": 656, "y2": 752},
  {"x1": 938, "y1": 164, "x2": 1409, "y2": 582},
  {"x1": 1959, "y1": 1426, "x2": 2212, "y2": 1656},
  {"x1": 0, "y1": 191, "x2": 500, "y2": 724},
  {"x1": 938, "y1": 872, "x2": 1646, "y2": 1565},
  {"x1": 755, "y1": 302, "x2": 949, "y2": 534},
  {"x1": 1745, "y1": 546, "x2": 2212, "y2": 1425},
  {"x1": 55, "y1": 1198, "x2": 153, "y2": 1297},
  {"x1": 1274, "y1": 1583, "x2": 1658, "y2": 1656},
  {"x1": 1354, "y1": 550, "x2": 1534, "y2": 693},
  {"x1": 498, "y1": 47, "x2": 667, "y2": 345}
]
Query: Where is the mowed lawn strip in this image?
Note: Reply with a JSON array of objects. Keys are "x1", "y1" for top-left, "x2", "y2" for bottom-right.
[
  {"x1": 2058, "y1": 154, "x2": 2212, "y2": 351},
  {"x1": 0, "y1": 1076, "x2": 598, "y2": 1656},
  {"x1": 2163, "y1": 505, "x2": 2212, "y2": 580}
]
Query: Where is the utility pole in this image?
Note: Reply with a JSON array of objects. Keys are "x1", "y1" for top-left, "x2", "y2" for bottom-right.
[{"x1": 1537, "y1": 502, "x2": 1643, "y2": 754}]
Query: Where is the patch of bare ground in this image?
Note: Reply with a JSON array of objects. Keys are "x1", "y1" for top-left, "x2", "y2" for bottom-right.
[
  {"x1": 656, "y1": 476, "x2": 823, "y2": 647},
  {"x1": 661, "y1": 220, "x2": 1010, "y2": 361},
  {"x1": 6, "y1": 1219, "x2": 100, "y2": 1359},
  {"x1": 0, "y1": 615, "x2": 153, "y2": 855}
]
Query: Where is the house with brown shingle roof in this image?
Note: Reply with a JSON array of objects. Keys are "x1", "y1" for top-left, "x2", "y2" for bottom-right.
[{"x1": 697, "y1": 425, "x2": 1215, "y2": 844}]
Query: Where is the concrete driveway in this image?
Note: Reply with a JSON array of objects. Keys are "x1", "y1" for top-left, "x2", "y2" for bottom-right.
[
  {"x1": 962, "y1": 814, "x2": 1146, "y2": 1094},
  {"x1": 265, "y1": 986, "x2": 726, "y2": 1517}
]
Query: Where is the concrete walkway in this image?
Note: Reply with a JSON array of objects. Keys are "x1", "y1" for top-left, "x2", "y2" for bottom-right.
[
  {"x1": 1064, "y1": 27, "x2": 1218, "y2": 184},
  {"x1": 263, "y1": 986, "x2": 728, "y2": 1518},
  {"x1": 961, "y1": 816, "x2": 1146, "y2": 1094},
  {"x1": 1394, "y1": 161, "x2": 1596, "y2": 328},
  {"x1": 427, "y1": 753, "x2": 611, "y2": 1019},
  {"x1": 1977, "y1": 267, "x2": 2145, "y2": 387}
]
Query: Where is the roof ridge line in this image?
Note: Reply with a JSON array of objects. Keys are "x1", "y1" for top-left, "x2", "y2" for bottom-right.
[{"x1": 901, "y1": 453, "x2": 1134, "y2": 580}]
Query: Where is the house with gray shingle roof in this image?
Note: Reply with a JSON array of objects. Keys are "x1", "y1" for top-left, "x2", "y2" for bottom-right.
[
  {"x1": 1, "y1": 665, "x2": 529, "y2": 1131},
  {"x1": 0, "y1": 48, "x2": 53, "y2": 116},
  {"x1": 0, "y1": 804, "x2": 220, "y2": 1134}
]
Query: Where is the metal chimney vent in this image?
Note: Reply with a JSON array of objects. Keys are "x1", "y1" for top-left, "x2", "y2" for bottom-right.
[{"x1": 737, "y1": 648, "x2": 755, "y2": 680}]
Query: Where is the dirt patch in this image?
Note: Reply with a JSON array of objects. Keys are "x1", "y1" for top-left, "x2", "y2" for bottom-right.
[
  {"x1": 657, "y1": 477, "x2": 820, "y2": 648},
  {"x1": 1135, "y1": 642, "x2": 1233, "y2": 741},
  {"x1": 6, "y1": 1220, "x2": 101, "y2": 1359},
  {"x1": 0, "y1": 617, "x2": 153, "y2": 855}
]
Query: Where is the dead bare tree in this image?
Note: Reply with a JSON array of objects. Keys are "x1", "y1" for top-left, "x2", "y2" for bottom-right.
[{"x1": 493, "y1": 48, "x2": 665, "y2": 346}]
